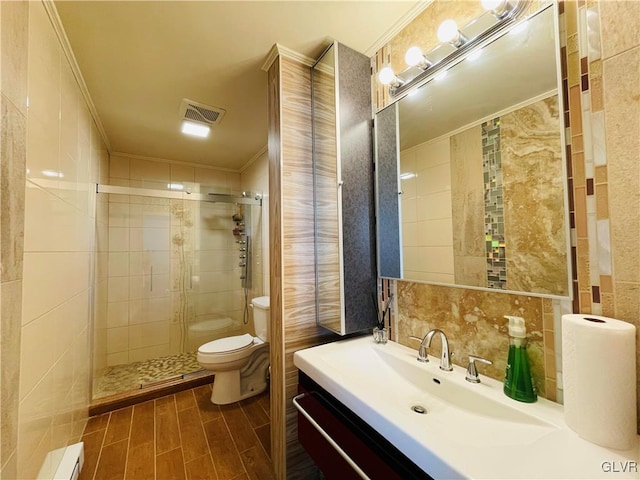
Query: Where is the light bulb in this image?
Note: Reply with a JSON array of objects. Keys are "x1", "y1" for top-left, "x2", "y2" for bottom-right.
[
  {"x1": 378, "y1": 66, "x2": 396, "y2": 86},
  {"x1": 405, "y1": 46, "x2": 424, "y2": 67},
  {"x1": 437, "y1": 19, "x2": 460, "y2": 44}
]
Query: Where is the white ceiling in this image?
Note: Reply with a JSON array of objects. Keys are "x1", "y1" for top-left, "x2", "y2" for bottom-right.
[{"x1": 55, "y1": 1, "x2": 419, "y2": 171}]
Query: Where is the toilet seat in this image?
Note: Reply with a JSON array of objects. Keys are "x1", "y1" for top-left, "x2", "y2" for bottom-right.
[{"x1": 198, "y1": 333, "x2": 254, "y2": 355}]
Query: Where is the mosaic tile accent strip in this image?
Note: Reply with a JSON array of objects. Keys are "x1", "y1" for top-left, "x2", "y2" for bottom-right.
[
  {"x1": 482, "y1": 118, "x2": 507, "y2": 289},
  {"x1": 559, "y1": 0, "x2": 612, "y2": 317},
  {"x1": 94, "y1": 351, "x2": 202, "y2": 399}
]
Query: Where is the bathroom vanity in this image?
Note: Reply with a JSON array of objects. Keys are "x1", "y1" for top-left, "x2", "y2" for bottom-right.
[{"x1": 294, "y1": 337, "x2": 640, "y2": 479}]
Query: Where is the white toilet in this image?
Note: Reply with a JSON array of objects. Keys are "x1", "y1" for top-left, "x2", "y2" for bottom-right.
[{"x1": 197, "y1": 296, "x2": 270, "y2": 404}]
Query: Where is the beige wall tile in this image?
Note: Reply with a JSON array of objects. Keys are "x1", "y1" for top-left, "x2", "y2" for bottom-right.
[
  {"x1": 1, "y1": 95, "x2": 26, "y2": 283},
  {"x1": 604, "y1": 47, "x2": 640, "y2": 283},
  {"x1": 25, "y1": 113, "x2": 60, "y2": 188},
  {"x1": 1, "y1": 280, "x2": 22, "y2": 467},
  {"x1": 194, "y1": 167, "x2": 227, "y2": 189},
  {"x1": 17, "y1": 374, "x2": 53, "y2": 478},
  {"x1": 26, "y1": 1, "x2": 60, "y2": 126},
  {"x1": 23, "y1": 182, "x2": 91, "y2": 253},
  {"x1": 599, "y1": 1, "x2": 640, "y2": 60},
  {"x1": 1, "y1": 0, "x2": 29, "y2": 114},
  {"x1": 109, "y1": 155, "x2": 130, "y2": 180},
  {"x1": 19, "y1": 311, "x2": 56, "y2": 398},
  {"x1": 107, "y1": 326, "x2": 129, "y2": 354},
  {"x1": 129, "y1": 158, "x2": 170, "y2": 183},
  {"x1": 170, "y1": 164, "x2": 194, "y2": 184},
  {"x1": 21, "y1": 252, "x2": 90, "y2": 324}
]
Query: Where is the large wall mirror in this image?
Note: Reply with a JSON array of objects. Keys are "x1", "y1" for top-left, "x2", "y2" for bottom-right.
[{"x1": 375, "y1": 5, "x2": 571, "y2": 298}]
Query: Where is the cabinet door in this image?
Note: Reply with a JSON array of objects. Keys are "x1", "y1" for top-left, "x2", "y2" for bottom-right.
[{"x1": 312, "y1": 42, "x2": 377, "y2": 335}]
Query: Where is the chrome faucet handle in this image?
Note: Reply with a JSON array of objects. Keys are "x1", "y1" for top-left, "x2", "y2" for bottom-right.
[
  {"x1": 408, "y1": 336, "x2": 429, "y2": 363},
  {"x1": 465, "y1": 355, "x2": 492, "y2": 383}
]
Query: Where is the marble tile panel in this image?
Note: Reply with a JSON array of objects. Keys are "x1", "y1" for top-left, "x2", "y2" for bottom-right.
[
  {"x1": 565, "y1": 1, "x2": 578, "y2": 37},
  {"x1": 501, "y1": 97, "x2": 568, "y2": 296},
  {"x1": 572, "y1": 150, "x2": 585, "y2": 186},
  {"x1": 594, "y1": 165, "x2": 607, "y2": 184},
  {"x1": 1, "y1": 280, "x2": 22, "y2": 467},
  {"x1": 613, "y1": 282, "x2": 640, "y2": 325},
  {"x1": 595, "y1": 184, "x2": 609, "y2": 219},
  {"x1": 569, "y1": 86, "x2": 583, "y2": 134},
  {"x1": 586, "y1": 7, "x2": 602, "y2": 61},
  {"x1": 596, "y1": 219, "x2": 612, "y2": 276},
  {"x1": 0, "y1": 95, "x2": 26, "y2": 283},
  {"x1": 396, "y1": 282, "x2": 546, "y2": 397},
  {"x1": 450, "y1": 125, "x2": 484, "y2": 266},
  {"x1": 603, "y1": 48, "x2": 640, "y2": 283},
  {"x1": 600, "y1": 274, "x2": 613, "y2": 294},
  {"x1": 599, "y1": 0, "x2": 640, "y2": 60},
  {"x1": 568, "y1": 50, "x2": 580, "y2": 86},
  {"x1": 591, "y1": 110, "x2": 606, "y2": 165},
  {"x1": 1, "y1": 0, "x2": 28, "y2": 114},
  {"x1": 590, "y1": 76, "x2": 604, "y2": 112}
]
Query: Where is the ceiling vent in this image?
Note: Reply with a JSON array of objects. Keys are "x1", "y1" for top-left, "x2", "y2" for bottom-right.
[{"x1": 179, "y1": 98, "x2": 226, "y2": 126}]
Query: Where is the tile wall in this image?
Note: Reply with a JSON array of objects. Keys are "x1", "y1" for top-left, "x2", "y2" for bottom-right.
[
  {"x1": 400, "y1": 136, "x2": 455, "y2": 283},
  {"x1": 0, "y1": 0, "x2": 111, "y2": 477},
  {"x1": 559, "y1": 0, "x2": 640, "y2": 429},
  {"x1": 104, "y1": 154, "x2": 251, "y2": 366},
  {"x1": 240, "y1": 149, "x2": 270, "y2": 306},
  {"x1": 0, "y1": 1, "x2": 29, "y2": 476}
]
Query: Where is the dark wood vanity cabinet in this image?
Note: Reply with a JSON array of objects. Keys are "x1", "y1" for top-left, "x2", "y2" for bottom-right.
[{"x1": 296, "y1": 372, "x2": 431, "y2": 480}]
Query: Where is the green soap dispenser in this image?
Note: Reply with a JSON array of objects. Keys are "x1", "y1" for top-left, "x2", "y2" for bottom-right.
[{"x1": 503, "y1": 315, "x2": 537, "y2": 403}]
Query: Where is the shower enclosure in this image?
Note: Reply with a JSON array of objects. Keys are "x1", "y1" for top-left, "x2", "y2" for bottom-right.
[{"x1": 93, "y1": 184, "x2": 263, "y2": 399}]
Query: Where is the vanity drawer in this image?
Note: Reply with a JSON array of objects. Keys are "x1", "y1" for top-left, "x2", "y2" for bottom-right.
[{"x1": 295, "y1": 372, "x2": 431, "y2": 480}]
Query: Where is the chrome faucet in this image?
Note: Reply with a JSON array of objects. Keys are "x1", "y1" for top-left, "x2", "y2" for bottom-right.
[{"x1": 410, "y1": 329, "x2": 454, "y2": 371}]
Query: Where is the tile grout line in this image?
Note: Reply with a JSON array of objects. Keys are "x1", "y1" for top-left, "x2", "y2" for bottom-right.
[
  {"x1": 122, "y1": 406, "x2": 134, "y2": 479},
  {"x1": 196, "y1": 389, "x2": 222, "y2": 479},
  {"x1": 171, "y1": 395, "x2": 190, "y2": 480},
  {"x1": 90, "y1": 412, "x2": 111, "y2": 480},
  {"x1": 219, "y1": 406, "x2": 251, "y2": 478},
  {"x1": 194, "y1": 389, "x2": 220, "y2": 479},
  {"x1": 239, "y1": 400, "x2": 271, "y2": 459},
  {"x1": 153, "y1": 399, "x2": 157, "y2": 480}
]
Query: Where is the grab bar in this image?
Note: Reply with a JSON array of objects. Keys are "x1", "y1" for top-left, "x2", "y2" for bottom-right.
[{"x1": 292, "y1": 393, "x2": 371, "y2": 480}]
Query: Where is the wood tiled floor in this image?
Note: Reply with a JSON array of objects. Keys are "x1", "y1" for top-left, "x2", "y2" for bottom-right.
[{"x1": 79, "y1": 383, "x2": 274, "y2": 480}]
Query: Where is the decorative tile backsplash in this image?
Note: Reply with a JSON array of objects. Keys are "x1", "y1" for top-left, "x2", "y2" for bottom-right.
[{"x1": 482, "y1": 118, "x2": 506, "y2": 290}]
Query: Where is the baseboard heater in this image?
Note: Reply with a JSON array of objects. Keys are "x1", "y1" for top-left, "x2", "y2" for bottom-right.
[{"x1": 53, "y1": 442, "x2": 84, "y2": 480}]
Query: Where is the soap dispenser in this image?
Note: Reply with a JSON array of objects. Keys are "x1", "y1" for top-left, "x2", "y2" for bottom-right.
[{"x1": 503, "y1": 315, "x2": 537, "y2": 403}]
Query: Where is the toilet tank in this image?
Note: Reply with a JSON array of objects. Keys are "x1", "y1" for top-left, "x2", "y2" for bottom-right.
[{"x1": 251, "y1": 296, "x2": 270, "y2": 342}]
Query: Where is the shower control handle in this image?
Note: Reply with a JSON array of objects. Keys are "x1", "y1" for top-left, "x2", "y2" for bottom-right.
[
  {"x1": 239, "y1": 247, "x2": 246, "y2": 252},
  {"x1": 239, "y1": 262, "x2": 246, "y2": 267},
  {"x1": 239, "y1": 254, "x2": 246, "y2": 259}
]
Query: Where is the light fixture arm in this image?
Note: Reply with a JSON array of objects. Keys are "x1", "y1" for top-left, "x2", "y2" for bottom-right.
[{"x1": 385, "y1": 0, "x2": 530, "y2": 99}]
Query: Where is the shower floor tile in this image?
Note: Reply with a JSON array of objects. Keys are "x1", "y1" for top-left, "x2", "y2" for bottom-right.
[{"x1": 94, "y1": 351, "x2": 203, "y2": 399}]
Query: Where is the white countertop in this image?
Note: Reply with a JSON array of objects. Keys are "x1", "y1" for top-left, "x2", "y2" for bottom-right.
[{"x1": 293, "y1": 336, "x2": 640, "y2": 479}]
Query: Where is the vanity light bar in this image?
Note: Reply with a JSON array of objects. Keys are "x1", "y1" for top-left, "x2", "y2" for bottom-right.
[{"x1": 381, "y1": 0, "x2": 529, "y2": 98}]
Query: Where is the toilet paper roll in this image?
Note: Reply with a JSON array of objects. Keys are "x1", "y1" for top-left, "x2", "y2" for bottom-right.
[{"x1": 562, "y1": 314, "x2": 637, "y2": 450}]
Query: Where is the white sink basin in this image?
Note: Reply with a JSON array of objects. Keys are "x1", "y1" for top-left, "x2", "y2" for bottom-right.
[{"x1": 294, "y1": 336, "x2": 639, "y2": 479}]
